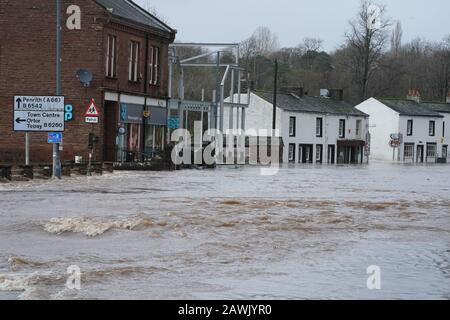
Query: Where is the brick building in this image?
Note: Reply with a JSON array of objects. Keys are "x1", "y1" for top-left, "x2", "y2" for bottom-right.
[{"x1": 0, "y1": 0, "x2": 176, "y2": 164}]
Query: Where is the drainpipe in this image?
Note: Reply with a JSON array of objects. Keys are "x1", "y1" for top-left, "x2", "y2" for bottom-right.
[{"x1": 142, "y1": 34, "x2": 150, "y2": 162}]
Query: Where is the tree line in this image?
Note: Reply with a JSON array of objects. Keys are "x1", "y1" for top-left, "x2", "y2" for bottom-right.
[{"x1": 240, "y1": 0, "x2": 450, "y2": 104}]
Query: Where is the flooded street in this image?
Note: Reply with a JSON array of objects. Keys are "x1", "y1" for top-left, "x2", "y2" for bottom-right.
[{"x1": 0, "y1": 162, "x2": 449, "y2": 300}]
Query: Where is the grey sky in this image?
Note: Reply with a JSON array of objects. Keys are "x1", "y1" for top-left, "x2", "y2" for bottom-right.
[{"x1": 136, "y1": 0, "x2": 450, "y2": 52}]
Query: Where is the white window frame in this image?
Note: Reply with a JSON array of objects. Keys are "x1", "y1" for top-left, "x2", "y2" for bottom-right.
[
  {"x1": 427, "y1": 143, "x2": 436, "y2": 158},
  {"x1": 407, "y1": 119, "x2": 413, "y2": 136},
  {"x1": 289, "y1": 117, "x2": 296, "y2": 137},
  {"x1": 429, "y1": 120, "x2": 435, "y2": 137},
  {"x1": 339, "y1": 119, "x2": 345, "y2": 138},
  {"x1": 129, "y1": 41, "x2": 140, "y2": 82},
  {"x1": 404, "y1": 143, "x2": 414, "y2": 159},
  {"x1": 356, "y1": 119, "x2": 362, "y2": 137},
  {"x1": 106, "y1": 35, "x2": 117, "y2": 78},
  {"x1": 316, "y1": 118, "x2": 323, "y2": 137}
]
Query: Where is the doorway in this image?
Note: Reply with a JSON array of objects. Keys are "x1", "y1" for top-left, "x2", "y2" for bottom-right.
[
  {"x1": 443, "y1": 145, "x2": 448, "y2": 160},
  {"x1": 104, "y1": 101, "x2": 118, "y2": 162},
  {"x1": 327, "y1": 145, "x2": 335, "y2": 164},
  {"x1": 299, "y1": 144, "x2": 313, "y2": 164},
  {"x1": 417, "y1": 145, "x2": 424, "y2": 163}
]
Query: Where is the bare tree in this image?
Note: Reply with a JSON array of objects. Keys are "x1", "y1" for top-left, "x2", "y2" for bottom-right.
[
  {"x1": 390, "y1": 20, "x2": 402, "y2": 57},
  {"x1": 142, "y1": 0, "x2": 169, "y2": 24},
  {"x1": 345, "y1": 0, "x2": 392, "y2": 101},
  {"x1": 300, "y1": 37, "x2": 324, "y2": 53}
]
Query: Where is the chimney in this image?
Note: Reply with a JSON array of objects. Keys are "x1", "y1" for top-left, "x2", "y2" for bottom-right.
[
  {"x1": 407, "y1": 89, "x2": 421, "y2": 103},
  {"x1": 329, "y1": 89, "x2": 344, "y2": 101},
  {"x1": 280, "y1": 86, "x2": 304, "y2": 97},
  {"x1": 446, "y1": 91, "x2": 450, "y2": 104}
]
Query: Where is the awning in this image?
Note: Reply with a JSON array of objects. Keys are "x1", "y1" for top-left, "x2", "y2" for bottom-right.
[{"x1": 337, "y1": 140, "x2": 366, "y2": 147}]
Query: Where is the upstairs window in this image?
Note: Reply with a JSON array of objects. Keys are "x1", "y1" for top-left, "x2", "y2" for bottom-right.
[
  {"x1": 149, "y1": 46, "x2": 160, "y2": 85},
  {"x1": 129, "y1": 41, "x2": 140, "y2": 82},
  {"x1": 339, "y1": 119, "x2": 346, "y2": 138},
  {"x1": 356, "y1": 119, "x2": 362, "y2": 136},
  {"x1": 443, "y1": 122, "x2": 446, "y2": 137},
  {"x1": 407, "y1": 120, "x2": 413, "y2": 136},
  {"x1": 289, "y1": 117, "x2": 296, "y2": 137},
  {"x1": 106, "y1": 35, "x2": 117, "y2": 78},
  {"x1": 429, "y1": 120, "x2": 435, "y2": 136},
  {"x1": 316, "y1": 118, "x2": 323, "y2": 137}
]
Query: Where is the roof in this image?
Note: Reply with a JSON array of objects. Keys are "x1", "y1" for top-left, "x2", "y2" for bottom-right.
[
  {"x1": 95, "y1": 0, "x2": 175, "y2": 34},
  {"x1": 379, "y1": 99, "x2": 444, "y2": 117},
  {"x1": 424, "y1": 102, "x2": 450, "y2": 114},
  {"x1": 255, "y1": 91, "x2": 368, "y2": 117}
]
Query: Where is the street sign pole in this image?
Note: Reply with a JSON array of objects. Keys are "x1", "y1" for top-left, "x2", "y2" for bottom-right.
[
  {"x1": 25, "y1": 133, "x2": 30, "y2": 166},
  {"x1": 54, "y1": 0, "x2": 62, "y2": 179}
]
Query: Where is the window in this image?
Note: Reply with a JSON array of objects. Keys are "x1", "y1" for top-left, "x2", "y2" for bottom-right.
[
  {"x1": 316, "y1": 118, "x2": 323, "y2": 137},
  {"x1": 149, "y1": 46, "x2": 160, "y2": 85},
  {"x1": 356, "y1": 119, "x2": 362, "y2": 136},
  {"x1": 129, "y1": 41, "x2": 140, "y2": 82},
  {"x1": 427, "y1": 143, "x2": 437, "y2": 158},
  {"x1": 404, "y1": 143, "x2": 414, "y2": 158},
  {"x1": 407, "y1": 120, "x2": 413, "y2": 136},
  {"x1": 316, "y1": 144, "x2": 323, "y2": 163},
  {"x1": 106, "y1": 35, "x2": 117, "y2": 78},
  {"x1": 339, "y1": 119, "x2": 346, "y2": 138},
  {"x1": 288, "y1": 144, "x2": 296, "y2": 162},
  {"x1": 443, "y1": 122, "x2": 446, "y2": 137},
  {"x1": 289, "y1": 117, "x2": 296, "y2": 137},
  {"x1": 429, "y1": 120, "x2": 435, "y2": 136}
]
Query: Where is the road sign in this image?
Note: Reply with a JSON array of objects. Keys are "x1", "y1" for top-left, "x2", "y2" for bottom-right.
[
  {"x1": 85, "y1": 99, "x2": 100, "y2": 117},
  {"x1": 85, "y1": 116, "x2": 99, "y2": 124},
  {"x1": 13, "y1": 96, "x2": 65, "y2": 132},
  {"x1": 48, "y1": 132, "x2": 63, "y2": 144}
]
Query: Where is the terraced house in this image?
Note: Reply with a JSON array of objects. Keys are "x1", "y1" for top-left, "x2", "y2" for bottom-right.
[
  {"x1": 226, "y1": 88, "x2": 370, "y2": 164},
  {"x1": 0, "y1": 0, "x2": 176, "y2": 164},
  {"x1": 356, "y1": 91, "x2": 450, "y2": 163}
]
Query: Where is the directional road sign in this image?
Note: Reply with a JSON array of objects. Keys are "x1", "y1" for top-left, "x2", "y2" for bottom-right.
[{"x1": 13, "y1": 96, "x2": 65, "y2": 132}]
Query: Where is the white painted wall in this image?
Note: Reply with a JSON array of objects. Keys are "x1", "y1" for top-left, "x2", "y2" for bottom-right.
[
  {"x1": 281, "y1": 112, "x2": 368, "y2": 163},
  {"x1": 355, "y1": 98, "x2": 400, "y2": 161},
  {"x1": 226, "y1": 93, "x2": 369, "y2": 163},
  {"x1": 224, "y1": 93, "x2": 282, "y2": 136}
]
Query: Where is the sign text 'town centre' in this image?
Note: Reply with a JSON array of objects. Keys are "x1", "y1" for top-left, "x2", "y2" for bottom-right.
[{"x1": 13, "y1": 96, "x2": 65, "y2": 132}]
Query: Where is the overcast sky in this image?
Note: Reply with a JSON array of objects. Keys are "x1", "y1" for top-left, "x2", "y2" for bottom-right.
[{"x1": 136, "y1": 0, "x2": 450, "y2": 52}]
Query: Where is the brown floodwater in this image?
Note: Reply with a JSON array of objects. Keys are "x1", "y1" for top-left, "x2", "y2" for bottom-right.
[{"x1": 0, "y1": 162, "x2": 449, "y2": 299}]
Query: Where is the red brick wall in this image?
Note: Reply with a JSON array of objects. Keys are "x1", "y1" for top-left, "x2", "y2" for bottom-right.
[
  {"x1": 0, "y1": 0, "x2": 174, "y2": 164},
  {"x1": 102, "y1": 22, "x2": 171, "y2": 98}
]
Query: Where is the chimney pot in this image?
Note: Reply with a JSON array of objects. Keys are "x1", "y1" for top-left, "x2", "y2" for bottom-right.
[{"x1": 407, "y1": 89, "x2": 421, "y2": 103}]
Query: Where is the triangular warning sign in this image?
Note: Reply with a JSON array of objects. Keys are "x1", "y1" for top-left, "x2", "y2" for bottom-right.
[{"x1": 85, "y1": 99, "x2": 100, "y2": 117}]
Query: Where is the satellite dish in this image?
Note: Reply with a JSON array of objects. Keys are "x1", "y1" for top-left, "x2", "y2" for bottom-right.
[{"x1": 76, "y1": 69, "x2": 93, "y2": 87}]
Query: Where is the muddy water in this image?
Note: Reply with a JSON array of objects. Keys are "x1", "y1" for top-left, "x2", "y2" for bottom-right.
[{"x1": 0, "y1": 162, "x2": 449, "y2": 299}]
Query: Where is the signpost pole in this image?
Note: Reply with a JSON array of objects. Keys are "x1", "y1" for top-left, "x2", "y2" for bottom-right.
[
  {"x1": 25, "y1": 133, "x2": 30, "y2": 166},
  {"x1": 53, "y1": 0, "x2": 62, "y2": 179}
]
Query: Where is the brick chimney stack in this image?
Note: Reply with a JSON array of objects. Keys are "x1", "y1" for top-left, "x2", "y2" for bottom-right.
[{"x1": 407, "y1": 89, "x2": 421, "y2": 103}]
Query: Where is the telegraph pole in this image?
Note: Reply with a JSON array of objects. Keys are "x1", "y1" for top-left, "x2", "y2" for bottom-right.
[
  {"x1": 53, "y1": 0, "x2": 62, "y2": 179},
  {"x1": 272, "y1": 59, "x2": 278, "y2": 136}
]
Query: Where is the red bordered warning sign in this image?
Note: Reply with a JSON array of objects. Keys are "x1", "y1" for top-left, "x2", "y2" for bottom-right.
[{"x1": 85, "y1": 99, "x2": 100, "y2": 117}]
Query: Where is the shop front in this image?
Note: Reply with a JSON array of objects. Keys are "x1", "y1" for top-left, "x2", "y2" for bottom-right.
[{"x1": 117, "y1": 101, "x2": 168, "y2": 162}]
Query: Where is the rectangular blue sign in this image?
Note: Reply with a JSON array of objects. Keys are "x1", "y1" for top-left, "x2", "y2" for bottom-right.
[{"x1": 48, "y1": 132, "x2": 63, "y2": 144}]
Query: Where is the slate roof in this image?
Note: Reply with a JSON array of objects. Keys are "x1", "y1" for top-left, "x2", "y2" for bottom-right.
[
  {"x1": 424, "y1": 102, "x2": 450, "y2": 114},
  {"x1": 379, "y1": 99, "x2": 444, "y2": 117},
  {"x1": 95, "y1": 0, "x2": 174, "y2": 34},
  {"x1": 255, "y1": 91, "x2": 368, "y2": 117}
]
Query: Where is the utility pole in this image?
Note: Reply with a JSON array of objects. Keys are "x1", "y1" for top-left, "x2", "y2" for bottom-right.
[
  {"x1": 53, "y1": 0, "x2": 62, "y2": 179},
  {"x1": 272, "y1": 59, "x2": 278, "y2": 136}
]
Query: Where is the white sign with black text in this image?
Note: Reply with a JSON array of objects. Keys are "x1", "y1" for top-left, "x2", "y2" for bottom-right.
[{"x1": 13, "y1": 96, "x2": 65, "y2": 132}]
